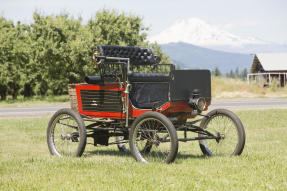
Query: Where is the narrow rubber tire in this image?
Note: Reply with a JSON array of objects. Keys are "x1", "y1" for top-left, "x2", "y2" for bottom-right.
[
  {"x1": 116, "y1": 136, "x2": 128, "y2": 152},
  {"x1": 129, "y1": 112, "x2": 178, "y2": 163},
  {"x1": 47, "y1": 108, "x2": 87, "y2": 157},
  {"x1": 199, "y1": 108, "x2": 246, "y2": 156}
]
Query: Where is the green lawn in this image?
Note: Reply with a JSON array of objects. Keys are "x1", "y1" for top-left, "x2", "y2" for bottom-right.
[
  {"x1": 0, "y1": 95, "x2": 69, "y2": 107},
  {"x1": 0, "y1": 109, "x2": 287, "y2": 190}
]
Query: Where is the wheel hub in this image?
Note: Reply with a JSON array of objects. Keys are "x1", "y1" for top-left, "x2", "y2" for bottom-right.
[
  {"x1": 148, "y1": 134, "x2": 160, "y2": 147},
  {"x1": 61, "y1": 133, "x2": 72, "y2": 140},
  {"x1": 215, "y1": 132, "x2": 225, "y2": 143}
]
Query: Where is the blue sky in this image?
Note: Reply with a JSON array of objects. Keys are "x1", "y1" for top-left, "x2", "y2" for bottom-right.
[{"x1": 1, "y1": 0, "x2": 287, "y2": 44}]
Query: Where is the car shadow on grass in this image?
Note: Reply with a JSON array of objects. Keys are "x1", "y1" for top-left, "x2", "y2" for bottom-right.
[
  {"x1": 176, "y1": 152, "x2": 207, "y2": 160},
  {"x1": 84, "y1": 149, "x2": 131, "y2": 158},
  {"x1": 84, "y1": 149, "x2": 207, "y2": 160}
]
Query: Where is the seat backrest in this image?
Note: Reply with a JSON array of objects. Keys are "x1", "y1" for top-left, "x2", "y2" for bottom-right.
[{"x1": 96, "y1": 45, "x2": 157, "y2": 65}]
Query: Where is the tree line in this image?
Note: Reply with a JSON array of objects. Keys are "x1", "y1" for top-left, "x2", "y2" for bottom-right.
[
  {"x1": 0, "y1": 10, "x2": 168, "y2": 100},
  {"x1": 212, "y1": 67, "x2": 248, "y2": 80}
]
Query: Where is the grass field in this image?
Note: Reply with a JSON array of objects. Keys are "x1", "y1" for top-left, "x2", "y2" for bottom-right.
[
  {"x1": 0, "y1": 95, "x2": 69, "y2": 107},
  {"x1": 212, "y1": 77, "x2": 287, "y2": 99},
  {"x1": 0, "y1": 109, "x2": 287, "y2": 191}
]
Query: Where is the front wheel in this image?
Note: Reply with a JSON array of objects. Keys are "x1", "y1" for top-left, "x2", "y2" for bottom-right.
[
  {"x1": 199, "y1": 109, "x2": 245, "y2": 156},
  {"x1": 116, "y1": 136, "x2": 128, "y2": 152},
  {"x1": 129, "y1": 112, "x2": 178, "y2": 163},
  {"x1": 47, "y1": 108, "x2": 87, "y2": 157}
]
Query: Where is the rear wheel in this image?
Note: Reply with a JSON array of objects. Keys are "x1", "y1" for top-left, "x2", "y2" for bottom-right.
[
  {"x1": 47, "y1": 108, "x2": 86, "y2": 157},
  {"x1": 199, "y1": 109, "x2": 245, "y2": 156},
  {"x1": 129, "y1": 112, "x2": 178, "y2": 163}
]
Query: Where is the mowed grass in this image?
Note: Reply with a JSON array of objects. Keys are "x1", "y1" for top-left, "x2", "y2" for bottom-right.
[
  {"x1": 0, "y1": 95, "x2": 69, "y2": 107},
  {"x1": 0, "y1": 109, "x2": 287, "y2": 190}
]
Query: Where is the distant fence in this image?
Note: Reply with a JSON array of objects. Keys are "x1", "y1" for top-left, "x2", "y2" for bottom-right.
[{"x1": 247, "y1": 72, "x2": 287, "y2": 87}]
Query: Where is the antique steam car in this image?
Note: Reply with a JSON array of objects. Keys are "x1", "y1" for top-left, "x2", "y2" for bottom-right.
[{"x1": 47, "y1": 45, "x2": 246, "y2": 163}]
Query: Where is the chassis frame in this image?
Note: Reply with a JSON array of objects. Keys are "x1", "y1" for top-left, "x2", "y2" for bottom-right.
[{"x1": 82, "y1": 113, "x2": 216, "y2": 145}]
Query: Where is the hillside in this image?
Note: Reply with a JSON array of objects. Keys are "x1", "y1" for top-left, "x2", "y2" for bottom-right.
[{"x1": 161, "y1": 42, "x2": 253, "y2": 74}]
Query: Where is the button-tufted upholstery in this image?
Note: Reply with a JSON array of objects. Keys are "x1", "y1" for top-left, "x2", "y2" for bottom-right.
[
  {"x1": 85, "y1": 45, "x2": 170, "y2": 85},
  {"x1": 96, "y1": 45, "x2": 157, "y2": 65}
]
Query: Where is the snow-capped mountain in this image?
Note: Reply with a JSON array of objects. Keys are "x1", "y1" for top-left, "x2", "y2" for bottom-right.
[
  {"x1": 149, "y1": 18, "x2": 267, "y2": 47},
  {"x1": 149, "y1": 18, "x2": 287, "y2": 54},
  {"x1": 149, "y1": 18, "x2": 287, "y2": 74}
]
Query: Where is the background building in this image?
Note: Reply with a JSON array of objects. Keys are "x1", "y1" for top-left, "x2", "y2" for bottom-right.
[{"x1": 248, "y1": 53, "x2": 287, "y2": 87}]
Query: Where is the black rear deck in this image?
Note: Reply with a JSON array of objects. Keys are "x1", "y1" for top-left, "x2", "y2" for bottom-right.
[{"x1": 170, "y1": 70, "x2": 211, "y2": 102}]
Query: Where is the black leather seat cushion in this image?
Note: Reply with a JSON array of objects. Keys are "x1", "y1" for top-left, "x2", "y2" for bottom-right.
[
  {"x1": 85, "y1": 76, "x2": 102, "y2": 84},
  {"x1": 85, "y1": 73, "x2": 170, "y2": 84},
  {"x1": 97, "y1": 45, "x2": 156, "y2": 65},
  {"x1": 129, "y1": 73, "x2": 170, "y2": 82}
]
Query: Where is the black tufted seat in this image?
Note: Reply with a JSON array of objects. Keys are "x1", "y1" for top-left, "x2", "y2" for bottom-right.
[
  {"x1": 85, "y1": 45, "x2": 170, "y2": 85},
  {"x1": 97, "y1": 45, "x2": 158, "y2": 65}
]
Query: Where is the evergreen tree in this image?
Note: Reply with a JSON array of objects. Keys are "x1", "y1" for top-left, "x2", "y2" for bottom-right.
[
  {"x1": 240, "y1": 68, "x2": 248, "y2": 80},
  {"x1": 226, "y1": 69, "x2": 235, "y2": 78},
  {"x1": 214, "y1": 67, "x2": 222, "y2": 77},
  {"x1": 235, "y1": 67, "x2": 239, "y2": 78}
]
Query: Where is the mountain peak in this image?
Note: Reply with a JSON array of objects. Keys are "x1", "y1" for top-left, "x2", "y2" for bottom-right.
[{"x1": 148, "y1": 18, "x2": 267, "y2": 47}]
